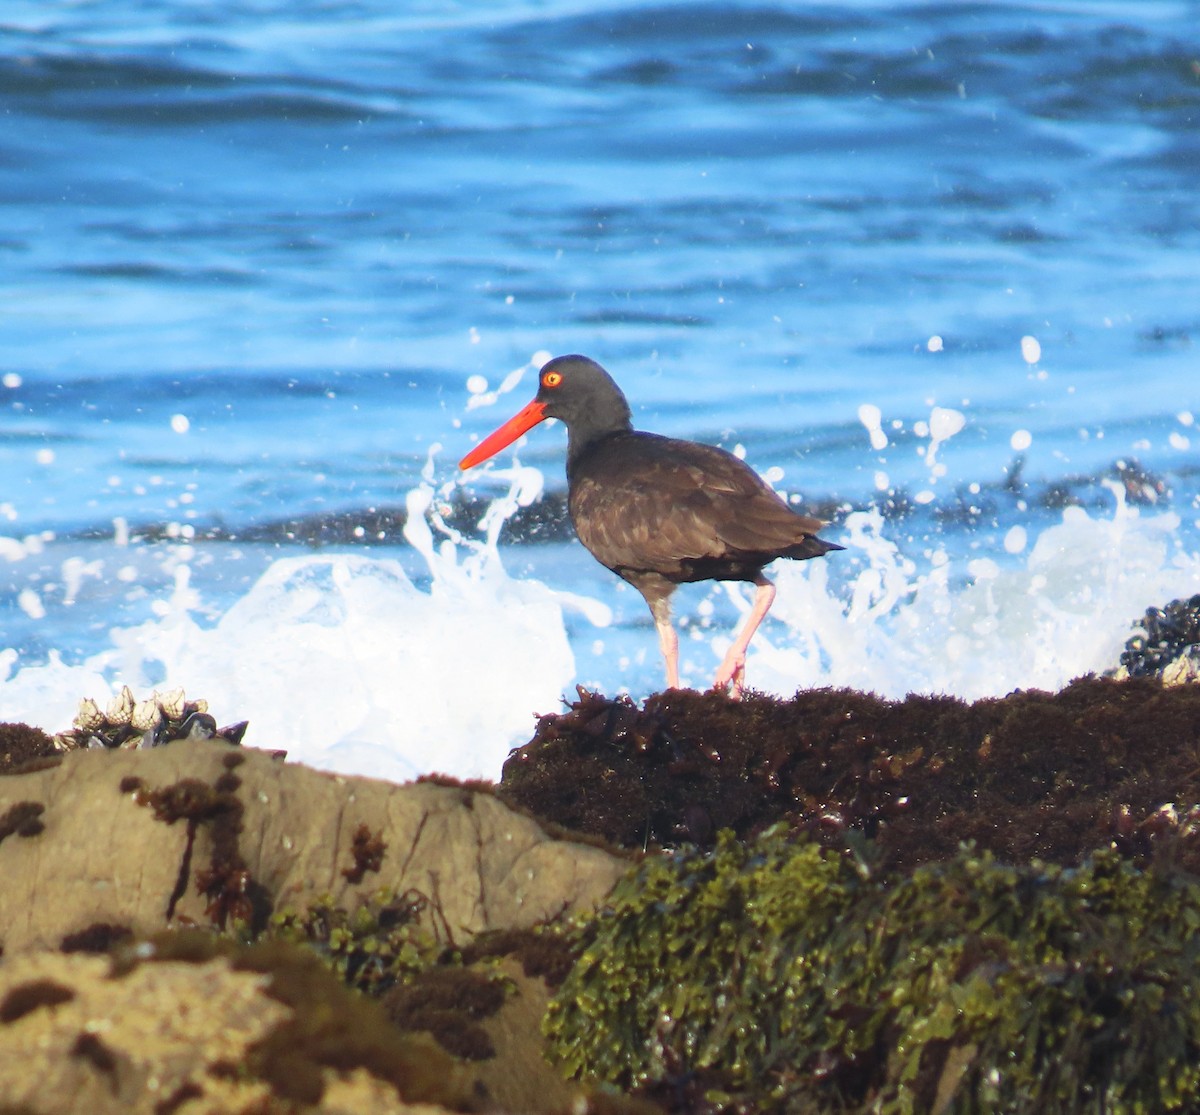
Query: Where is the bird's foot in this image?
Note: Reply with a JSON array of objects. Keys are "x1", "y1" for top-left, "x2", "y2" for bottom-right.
[{"x1": 712, "y1": 652, "x2": 746, "y2": 700}]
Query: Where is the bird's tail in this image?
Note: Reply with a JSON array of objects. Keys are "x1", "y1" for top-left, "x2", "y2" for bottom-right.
[{"x1": 784, "y1": 535, "x2": 844, "y2": 561}]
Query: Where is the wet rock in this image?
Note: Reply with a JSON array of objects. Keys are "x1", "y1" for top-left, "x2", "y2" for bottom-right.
[{"x1": 0, "y1": 742, "x2": 628, "y2": 956}]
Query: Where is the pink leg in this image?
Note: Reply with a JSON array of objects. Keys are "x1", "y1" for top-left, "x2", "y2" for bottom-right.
[
  {"x1": 649, "y1": 596, "x2": 680, "y2": 690},
  {"x1": 713, "y1": 575, "x2": 776, "y2": 699}
]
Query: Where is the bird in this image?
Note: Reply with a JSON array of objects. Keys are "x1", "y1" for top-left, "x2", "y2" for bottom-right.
[{"x1": 459, "y1": 355, "x2": 842, "y2": 698}]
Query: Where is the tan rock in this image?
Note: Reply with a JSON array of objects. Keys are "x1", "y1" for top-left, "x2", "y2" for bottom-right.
[
  {"x1": 0, "y1": 743, "x2": 628, "y2": 956},
  {"x1": 0, "y1": 949, "x2": 465, "y2": 1115},
  {"x1": 471, "y1": 960, "x2": 579, "y2": 1113}
]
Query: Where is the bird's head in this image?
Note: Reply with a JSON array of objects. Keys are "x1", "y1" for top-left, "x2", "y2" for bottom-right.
[{"x1": 460, "y1": 354, "x2": 632, "y2": 470}]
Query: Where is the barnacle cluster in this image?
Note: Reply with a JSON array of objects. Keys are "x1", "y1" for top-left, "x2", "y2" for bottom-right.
[
  {"x1": 53, "y1": 686, "x2": 248, "y2": 752},
  {"x1": 1119, "y1": 594, "x2": 1200, "y2": 680},
  {"x1": 546, "y1": 826, "x2": 1200, "y2": 1114}
]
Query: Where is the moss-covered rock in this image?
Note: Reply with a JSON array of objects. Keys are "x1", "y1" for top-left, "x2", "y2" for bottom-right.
[
  {"x1": 546, "y1": 827, "x2": 1200, "y2": 1114},
  {"x1": 500, "y1": 678, "x2": 1200, "y2": 874}
]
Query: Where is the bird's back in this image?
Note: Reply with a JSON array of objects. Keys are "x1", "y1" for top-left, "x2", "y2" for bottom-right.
[{"x1": 567, "y1": 431, "x2": 838, "y2": 585}]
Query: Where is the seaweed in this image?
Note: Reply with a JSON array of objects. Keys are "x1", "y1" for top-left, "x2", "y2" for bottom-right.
[
  {"x1": 135, "y1": 771, "x2": 272, "y2": 932},
  {"x1": 500, "y1": 678, "x2": 1200, "y2": 874},
  {"x1": 459, "y1": 926, "x2": 581, "y2": 989},
  {"x1": 0, "y1": 980, "x2": 75, "y2": 1024},
  {"x1": 267, "y1": 888, "x2": 439, "y2": 998},
  {"x1": 152, "y1": 1082, "x2": 202, "y2": 1115},
  {"x1": 341, "y1": 822, "x2": 387, "y2": 884},
  {"x1": 0, "y1": 723, "x2": 57, "y2": 774},
  {"x1": 60, "y1": 922, "x2": 135, "y2": 954},
  {"x1": 383, "y1": 966, "x2": 507, "y2": 1060},
  {"x1": 71, "y1": 1031, "x2": 120, "y2": 1087},
  {"x1": 546, "y1": 827, "x2": 1200, "y2": 1114},
  {"x1": 0, "y1": 801, "x2": 45, "y2": 844},
  {"x1": 0, "y1": 754, "x2": 62, "y2": 776},
  {"x1": 233, "y1": 939, "x2": 474, "y2": 1108}
]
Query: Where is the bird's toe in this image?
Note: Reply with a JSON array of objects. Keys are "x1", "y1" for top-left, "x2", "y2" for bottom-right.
[{"x1": 712, "y1": 651, "x2": 747, "y2": 698}]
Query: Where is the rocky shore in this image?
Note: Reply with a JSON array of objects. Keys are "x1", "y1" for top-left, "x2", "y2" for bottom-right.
[{"x1": 2, "y1": 596, "x2": 1199, "y2": 1114}]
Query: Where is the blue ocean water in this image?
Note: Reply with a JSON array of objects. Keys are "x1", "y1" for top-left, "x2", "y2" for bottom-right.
[{"x1": 1, "y1": 1, "x2": 1198, "y2": 777}]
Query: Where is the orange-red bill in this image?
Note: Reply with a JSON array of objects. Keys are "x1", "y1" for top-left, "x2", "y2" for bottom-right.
[{"x1": 459, "y1": 398, "x2": 548, "y2": 470}]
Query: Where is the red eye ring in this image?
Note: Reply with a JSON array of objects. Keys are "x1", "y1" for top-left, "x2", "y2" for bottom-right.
[{"x1": 543, "y1": 371, "x2": 563, "y2": 388}]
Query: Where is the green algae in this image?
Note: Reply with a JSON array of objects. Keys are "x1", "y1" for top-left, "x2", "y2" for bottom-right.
[
  {"x1": 266, "y1": 887, "x2": 442, "y2": 998},
  {"x1": 546, "y1": 826, "x2": 1200, "y2": 1114}
]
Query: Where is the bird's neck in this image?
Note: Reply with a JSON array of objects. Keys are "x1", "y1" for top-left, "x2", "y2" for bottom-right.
[
  {"x1": 565, "y1": 426, "x2": 633, "y2": 478},
  {"x1": 563, "y1": 399, "x2": 633, "y2": 473}
]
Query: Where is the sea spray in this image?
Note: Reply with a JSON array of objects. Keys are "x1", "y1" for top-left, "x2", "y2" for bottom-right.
[
  {"x1": 743, "y1": 483, "x2": 1200, "y2": 702},
  {"x1": 1, "y1": 364, "x2": 1197, "y2": 779},
  {"x1": 0, "y1": 450, "x2": 589, "y2": 780}
]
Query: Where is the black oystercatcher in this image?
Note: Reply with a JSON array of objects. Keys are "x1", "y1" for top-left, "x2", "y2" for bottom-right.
[{"x1": 459, "y1": 355, "x2": 842, "y2": 697}]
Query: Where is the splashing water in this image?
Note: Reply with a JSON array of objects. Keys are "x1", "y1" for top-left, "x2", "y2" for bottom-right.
[
  {"x1": 725, "y1": 482, "x2": 1200, "y2": 703},
  {"x1": 1, "y1": 359, "x2": 1197, "y2": 781},
  {"x1": 0, "y1": 444, "x2": 595, "y2": 781}
]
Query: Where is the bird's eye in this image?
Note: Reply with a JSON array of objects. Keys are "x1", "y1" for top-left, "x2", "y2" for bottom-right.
[{"x1": 542, "y1": 371, "x2": 563, "y2": 388}]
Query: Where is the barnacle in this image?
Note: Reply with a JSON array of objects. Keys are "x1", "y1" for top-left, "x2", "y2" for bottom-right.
[
  {"x1": 73, "y1": 698, "x2": 105, "y2": 732},
  {"x1": 155, "y1": 686, "x2": 186, "y2": 720},
  {"x1": 52, "y1": 688, "x2": 250, "y2": 753},
  {"x1": 105, "y1": 685, "x2": 135, "y2": 726},
  {"x1": 131, "y1": 698, "x2": 163, "y2": 733}
]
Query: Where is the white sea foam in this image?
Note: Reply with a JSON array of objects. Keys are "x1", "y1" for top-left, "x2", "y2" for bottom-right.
[
  {"x1": 735, "y1": 483, "x2": 1200, "y2": 703},
  {"x1": 1, "y1": 386, "x2": 1196, "y2": 783},
  {"x1": 0, "y1": 476, "x2": 1195, "y2": 780},
  {"x1": 0, "y1": 458, "x2": 592, "y2": 783}
]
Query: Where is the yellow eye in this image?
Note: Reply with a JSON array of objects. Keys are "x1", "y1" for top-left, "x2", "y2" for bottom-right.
[{"x1": 542, "y1": 371, "x2": 563, "y2": 388}]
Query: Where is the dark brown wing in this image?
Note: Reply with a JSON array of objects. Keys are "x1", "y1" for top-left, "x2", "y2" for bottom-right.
[{"x1": 567, "y1": 431, "x2": 837, "y2": 584}]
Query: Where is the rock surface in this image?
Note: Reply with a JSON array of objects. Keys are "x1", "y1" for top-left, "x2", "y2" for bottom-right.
[
  {"x1": 0, "y1": 944, "x2": 476, "y2": 1115},
  {"x1": 0, "y1": 742, "x2": 628, "y2": 956},
  {"x1": 0, "y1": 740, "x2": 638, "y2": 1114},
  {"x1": 8, "y1": 653, "x2": 1198, "y2": 1113}
]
